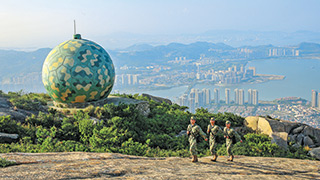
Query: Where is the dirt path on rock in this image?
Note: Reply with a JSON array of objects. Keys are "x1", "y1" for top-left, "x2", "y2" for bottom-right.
[{"x1": 1, "y1": 152, "x2": 319, "y2": 180}]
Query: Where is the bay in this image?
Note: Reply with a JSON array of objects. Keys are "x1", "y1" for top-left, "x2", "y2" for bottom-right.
[{"x1": 129, "y1": 58, "x2": 320, "y2": 102}]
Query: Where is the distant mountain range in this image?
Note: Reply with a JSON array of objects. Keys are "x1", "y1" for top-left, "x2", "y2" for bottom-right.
[
  {"x1": 0, "y1": 48, "x2": 51, "y2": 78},
  {"x1": 95, "y1": 30, "x2": 320, "y2": 50},
  {"x1": 1, "y1": 41, "x2": 320, "y2": 79},
  {"x1": 110, "y1": 42, "x2": 235, "y2": 66}
]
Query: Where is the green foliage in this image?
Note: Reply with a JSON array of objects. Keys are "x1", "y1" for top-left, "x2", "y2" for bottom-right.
[
  {"x1": 0, "y1": 116, "x2": 20, "y2": 134},
  {"x1": 0, "y1": 116, "x2": 33, "y2": 139},
  {"x1": 0, "y1": 90, "x2": 4, "y2": 97},
  {"x1": 25, "y1": 112, "x2": 62, "y2": 129},
  {"x1": 0, "y1": 92, "x2": 313, "y2": 160},
  {"x1": 231, "y1": 133, "x2": 286, "y2": 157},
  {"x1": 0, "y1": 158, "x2": 16, "y2": 168},
  {"x1": 75, "y1": 111, "x2": 94, "y2": 144},
  {"x1": 119, "y1": 138, "x2": 149, "y2": 156},
  {"x1": 7, "y1": 91, "x2": 50, "y2": 111}
]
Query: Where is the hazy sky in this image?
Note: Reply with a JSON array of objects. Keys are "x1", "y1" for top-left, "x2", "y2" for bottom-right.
[{"x1": 0, "y1": 0, "x2": 319, "y2": 49}]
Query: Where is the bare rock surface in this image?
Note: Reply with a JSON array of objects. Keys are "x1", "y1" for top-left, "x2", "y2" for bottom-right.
[
  {"x1": 309, "y1": 147, "x2": 320, "y2": 160},
  {"x1": 270, "y1": 132, "x2": 288, "y2": 150},
  {"x1": 0, "y1": 132, "x2": 19, "y2": 143},
  {"x1": 141, "y1": 93, "x2": 172, "y2": 105},
  {"x1": 1, "y1": 152, "x2": 319, "y2": 180},
  {"x1": 245, "y1": 116, "x2": 320, "y2": 148}
]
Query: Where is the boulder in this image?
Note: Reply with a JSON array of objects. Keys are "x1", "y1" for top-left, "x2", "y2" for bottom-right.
[
  {"x1": 141, "y1": 94, "x2": 172, "y2": 105},
  {"x1": 256, "y1": 117, "x2": 273, "y2": 135},
  {"x1": 136, "y1": 102, "x2": 150, "y2": 117},
  {"x1": 244, "y1": 116, "x2": 259, "y2": 131},
  {"x1": 279, "y1": 120, "x2": 300, "y2": 134},
  {"x1": 302, "y1": 126, "x2": 320, "y2": 144},
  {"x1": 257, "y1": 117, "x2": 287, "y2": 135},
  {"x1": 303, "y1": 136, "x2": 314, "y2": 147},
  {"x1": 0, "y1": 132, "x2": 19, "y2": 143},
  {"x1": 288, "y1": 134, "x2": 296, "y2": 144},
  {"x1": 270, "y1": 132, "x2": 288, "y2": 150},
  {"x1": 175, "y1": 130, "x2": 187, "y2": 137},
  {"x1": 296, "y1": 134, "x2": 305, "y2": 145},
  {"x1": 309, "y1": 147, "x2": 320, "y2": 160},
  {"x1": 0, "y1": 97, "x2": 11, "y2": 108},
  {"x1": 292, "y1": 143, "x2": 301, "y2": 149},
  {"x1": 0, "y1": 108, "x2": 27, "y2": 122},
  {"x1": 292, "y1": 125, "x2": 305, "y2": 134},
  {"x1": 244, "y1": 117, "x2": 305, "y2": 137},
  {"x1": 105, "y1": 96, "x2": 151, "y2": 117}
]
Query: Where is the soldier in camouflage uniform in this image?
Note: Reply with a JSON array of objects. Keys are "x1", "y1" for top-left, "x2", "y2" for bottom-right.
[
  {"x1": 207, "y1": 117, "x2": 223, "y2": 161},
  {"x1": 223, "y1": 121, "x2": 242, "y2": 161},
  {"x1": 187, "y1": 116, "x2": 207, "y2": 162}
]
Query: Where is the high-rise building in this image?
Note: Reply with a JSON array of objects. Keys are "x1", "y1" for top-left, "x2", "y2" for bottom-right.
[
  {"x1": 248, "y1": 67, "x2": 256, "y2": 76},
  {"x1": 318, "y1": 93, "x2": 320, "y2": 109},
  {"x1": 203, "y1": 88, "x2": 211, "y2": 105},
  {"x1": 248, "y1": 89, "x2": 253, "y2": 104},
  {"x1": 178, "y1": 94, "x2": 188, "y2": 106},
  {"x1": 214, "y1": 88, "x2": 219, "y2": 104},
  {"x1": 190, "y1": 88, "x2": 196, "y2": 99},
  {"x1": 121, "y1": 74, "x2": 128, "y2": 85},
  {"x1": 240, "y1": 65, "x2": 244, "y2": 73},
  {"x1": 127, "y1": 74, "x2": 133, "y2": 85},
  {"x1": 312, "y1": 90, "x2": 318, "y2": 107},
  {"x1": 234, "y1": 88, "x2": 239, "y2": 104},
  {"x1": 132, "y1": 75, "x2": 139, "y2": 85},
  {"x1": 225, "y1": 88, "x2": 230, "y2": 104},
  {"x1": 196, "y1": 73, "x2": 201, "y2": 80},
  {"x1": 233, "y1": 66, "x2": 237, "y2": 72},
  {"x1": 252, "y1": 89, "x2": 259, "y2": 105},
  {"x1": 198, "y1": 90, "x2": 204, "y2": 107},
  {"x1": 189, "y1": 98, "x2": 195, "y2": 113},
  {"x1": 239, "y1": 89, "x2": 244, "y2": 105}
]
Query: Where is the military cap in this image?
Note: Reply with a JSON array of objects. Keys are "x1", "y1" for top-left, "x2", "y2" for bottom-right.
[
  {"x1": 210, "y1": 117, "x2": 215, "y2": 121},
  {"x1": 190, "y1": 116, "x2": 196, "y2": 120},
  {"x1": 226, "y1": 121, "x2": 231, "y2": 124}
]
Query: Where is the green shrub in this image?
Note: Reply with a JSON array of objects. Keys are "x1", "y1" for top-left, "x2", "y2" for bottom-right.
[
  {"x1": 0, "y1": 158, "x2": 16, "y2": 168},
  {"x1": 8, "y1": 91, "x2": 50, "y2": 111},
  {"x1": 0, "y1": 92, "x2": 313, "y2": 160}
]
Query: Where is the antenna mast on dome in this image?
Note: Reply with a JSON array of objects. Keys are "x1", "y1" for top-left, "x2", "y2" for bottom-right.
[
  {"x1": 74, "y1": 20, "x2": 76, "y2": 35},
  {"x1": 73, "y1": 20, "x2": 81, "y2": 39}
]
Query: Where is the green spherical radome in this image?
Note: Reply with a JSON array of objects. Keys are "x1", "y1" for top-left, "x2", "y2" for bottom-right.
[{"x1": 42, "y1": 36, "x2": 115, "y2": 104}]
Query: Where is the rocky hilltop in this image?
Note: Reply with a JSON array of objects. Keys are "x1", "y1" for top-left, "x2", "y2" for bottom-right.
[
  {"x1": 1, "y1": 152, "x2": 319, "y2": 180},
  {"x1": 245, "y1": 116, "x2": 320, "y2": 160}
]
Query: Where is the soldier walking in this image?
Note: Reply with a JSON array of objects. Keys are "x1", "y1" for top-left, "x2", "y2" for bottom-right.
[
  {"x1": 207, "y1": 117, "x2": 222, "y2": 161},
  {"x1": 223, "y1": 121, "x2": 242, "y2": 161},
  {"x1": 187, "y1": 116, "x2": 207, "y2": 162}
]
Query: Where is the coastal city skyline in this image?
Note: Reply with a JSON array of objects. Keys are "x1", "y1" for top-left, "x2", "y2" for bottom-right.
[
  {"x1": 0, "y1": 1, "x2": 320, "y2": 129},
  {"x1": 1, "y1": 1, "x2": 320, "y2": 176}
]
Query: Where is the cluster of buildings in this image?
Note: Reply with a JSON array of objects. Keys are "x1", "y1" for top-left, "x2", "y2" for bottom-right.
[
  {"x1": 210, "y1": 103, "x2": 320, "y2": 128},
  {"x1": 1, "y1": 72, "x2": 41, "y2": 85},
  {"x1": 177, "y1": 88, "x2": 259, "y2": 112},
  {"x1": 231, "y1": 88, "x2": 259, "y2": 105},
  {"x1": 115, "y1": 74, "x2": 140, "y2": 87},
  {"x1": 268, "y1": 48, "x2": 299, "y2": 57},
  {"x1": 177, "y1": 88, "x2": 211, "y2": 113},
  {"x1": 311, "y1": 90, "x2": 320, "y2": 108},
  {"x1": 197, "y1": 65, "x2": 256, "y2": 85}
]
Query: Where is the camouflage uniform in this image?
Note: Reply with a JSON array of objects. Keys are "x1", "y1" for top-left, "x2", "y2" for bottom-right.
[
  {"x1": 223, "y1": 127, "x2": 242, "y2": 156},
  {"x1": 187, "y1": 123, "x2": 206, "y2": 155},
  {"x1": 207, "y1": 124, "x2": 222, "y2": 155}
]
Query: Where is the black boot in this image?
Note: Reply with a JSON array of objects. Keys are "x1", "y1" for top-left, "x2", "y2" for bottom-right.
[{"x1": 211, "y1": 154, "x2": 218, "y2": 161}]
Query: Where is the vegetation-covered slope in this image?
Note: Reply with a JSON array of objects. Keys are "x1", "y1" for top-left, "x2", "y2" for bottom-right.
[{"x1": 0, "y1": 91, "x2": 312, "y2": 160}]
